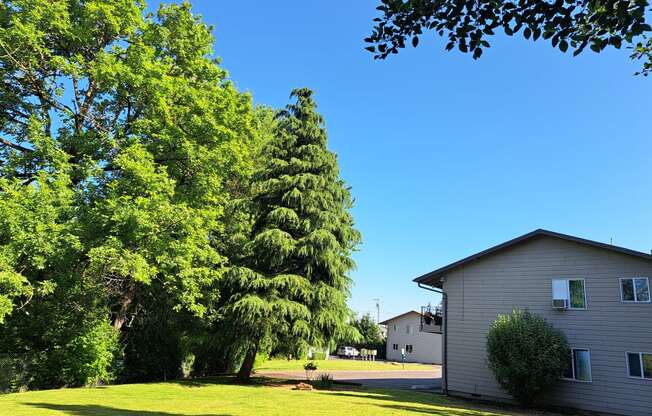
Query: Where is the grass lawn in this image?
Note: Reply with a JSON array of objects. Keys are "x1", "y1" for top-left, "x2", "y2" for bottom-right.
[
  {"x1": 0, "y1": 377, "x2": 563, "y2": 416},
  {"x1": 256, "y1": 358, "x2": 437, "y2": 372}
]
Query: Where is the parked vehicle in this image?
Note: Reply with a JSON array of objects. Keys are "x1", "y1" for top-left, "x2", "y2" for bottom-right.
[{"x1": 336, "y1": 346, "x2": 359, "y2": 359}]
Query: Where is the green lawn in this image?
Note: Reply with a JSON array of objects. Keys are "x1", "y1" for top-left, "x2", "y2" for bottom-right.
[
  {"x1": 255, "y1": 358, "x2": 437, "y2": 372},
  {"x1": 0, "y1": 378, "x2": 557, "y2": 416}
]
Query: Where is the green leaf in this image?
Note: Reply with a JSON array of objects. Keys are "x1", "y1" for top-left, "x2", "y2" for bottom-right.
[{"x1": 559, "y1": 39, "x2": 568, "y2": 52}]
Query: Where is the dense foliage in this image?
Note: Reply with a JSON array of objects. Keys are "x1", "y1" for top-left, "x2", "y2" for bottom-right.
[
  {"x1": 366, "y1": 0, "x2": 652, "y2": 75},
  {"x1": 221, "y1": 89, "x2": 361, "y2": 380},
  {"x1": 339, "y1": 313, "x2": 385, "y2": 356},
  {"x1": 0, "y1": 0, "x2": 359, "y2": 389},
  {"x1": 486, "y1": 310, "x2": 570, "y2": 406},
  {"x1": 351, "y1": 313, "x2": 385, "y2": 346}
]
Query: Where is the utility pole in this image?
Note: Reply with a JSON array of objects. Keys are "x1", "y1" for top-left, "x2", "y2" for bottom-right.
[{"x1": 372, "y1": 298, "x2": 380, "y2": 324}]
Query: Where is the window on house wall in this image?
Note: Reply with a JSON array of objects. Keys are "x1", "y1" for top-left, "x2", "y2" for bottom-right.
[
  {"x1": 392, "y1": 324, "x2": 397, "y2": 331},
  {"x1": 392, "y1": 344, "x2": 398, "y2": 351},
  {"x1": 620, "y1": 278, "x2": 651, "y2": 303},
  {"x1": 627, "y1": 352, "x2": 652, "y2": 379},
  {"x1": 562, "y1": 348, "x2": 592, "y2": 382},
  {"x1": 552, "y1": 279, "x2": 587, "y2": 309},
  {"x1": 405, "y1": 345, "x2": 413, "y2": 353},
  {"x1": 406, "y1": 324, "x2": 412, "y2": 335}
]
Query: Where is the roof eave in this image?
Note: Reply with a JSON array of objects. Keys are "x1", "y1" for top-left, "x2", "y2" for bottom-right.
[
  {"x1": 412, "y1": 228, "x2": 652, "y2": 288},
  {"x1": 413, "y1": 272, "x2": 443, "y2": 288}
]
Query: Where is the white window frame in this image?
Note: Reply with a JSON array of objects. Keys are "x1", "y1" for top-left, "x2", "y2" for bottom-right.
[
  {"x1": 406, "y1": 324, "x2": 413, "y2": 335},
  {"x1": 619, "y1": 278, "x2": 651, "y2": 303},
  {"x1": 561, "y1": 347, "x2": 593, "y2": 383},
  {"x1": 552, "y1": 278, "x2": 588, "y2": 310},
  {"x1": 392, "y1": 324, "x2": 397, "y2": 331},
  {"x1": 626, "y1": 352, "x2": 652, "y2": 380}
]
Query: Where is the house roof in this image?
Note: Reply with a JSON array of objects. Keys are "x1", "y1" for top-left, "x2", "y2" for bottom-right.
[
  {"x1": 414, "y1": 228, "x2": 652, "y2": 287},
  {"x1": 378, "y1": 310, "x2": 421, "y2": 325}
]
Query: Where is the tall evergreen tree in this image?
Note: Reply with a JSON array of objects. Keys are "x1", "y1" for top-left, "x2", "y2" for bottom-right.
[{"x1": 222, "y1": 88, "x2": 361, "y2": 380}]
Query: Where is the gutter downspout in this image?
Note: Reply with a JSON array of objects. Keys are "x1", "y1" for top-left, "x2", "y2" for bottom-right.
[{"x1": 417, "y1": 282, "x2": 448, "y2": 395}]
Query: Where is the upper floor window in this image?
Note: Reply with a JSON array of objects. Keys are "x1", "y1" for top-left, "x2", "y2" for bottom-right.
[
  {"x1": 627, "y1": 352, "x2": 652, "y2": 380},
  {"x1": 562, "y1": 348, "x2": 592, "y2": 382},
  {"x1": 620, "y1": 278, "x2": 650, "y2": 303},
  {"x1": 406, "y1": 324, "x2": 413, "y2": 335},
  {"x1": 552, "y1": 279, "x2": 586, "y2": 310},
  {"x1": 392, "y1": 324, "x2": 397, "y2": 331}
]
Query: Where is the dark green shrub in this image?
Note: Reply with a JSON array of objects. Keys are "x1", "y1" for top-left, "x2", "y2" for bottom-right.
[
  {"x1": 486, "y1": 309, "x2": 570, "y2": 406},
  {"x1": 0, "y1": 354, "x2": 29, "y2": 392},
  {"x1": 314, "y1": 373, "x2": 333, "y2": 389}
]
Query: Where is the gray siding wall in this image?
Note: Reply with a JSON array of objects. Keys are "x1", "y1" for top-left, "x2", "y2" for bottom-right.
[{"x1": 442, "y1": 236, "x2": 652, "y2": 416}]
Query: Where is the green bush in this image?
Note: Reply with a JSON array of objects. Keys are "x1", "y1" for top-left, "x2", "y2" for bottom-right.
[
  {"x1": 314, "y1": 373, "x2": 333, "y2": 389},
  {"x1": 311, "y1": 352, "x2": 327, "y2": 360},
  {"x1": 486, "y1": 309, "x2": 570, "y2": 406},
  {"x1": 57, "y1": 320, "x2": 120, "y2": 387}
]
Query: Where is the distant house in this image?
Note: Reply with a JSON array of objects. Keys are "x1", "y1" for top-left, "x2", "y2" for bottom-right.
[
  {"x1": 415, "y1": 229, "x2": 652, "y2": 416},
  {"x1": 380, "y1": 311, "x2": 442, "y2": 364}
]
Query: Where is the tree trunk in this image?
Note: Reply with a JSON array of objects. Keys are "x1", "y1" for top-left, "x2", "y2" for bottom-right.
[
  {"x1": 112, "y1": 282, "x2": 136, "y2": 331},
  {"x1": 236, "y1": 342, "x2": 259, "y2": 382}
]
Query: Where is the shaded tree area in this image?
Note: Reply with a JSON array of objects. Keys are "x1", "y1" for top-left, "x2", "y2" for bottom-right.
[
  {"x1": 366, "y1": 0, "x2": 652, "y2": 75},
  {"x1": 0, "y1": 0, "x2": 359, "y2": 389}
]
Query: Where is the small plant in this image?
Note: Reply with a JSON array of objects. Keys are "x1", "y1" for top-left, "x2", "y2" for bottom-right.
[
  {"x1": 314, "y1": 372, "x2": 334, "y2": 389},
  {"x1": 487, "y1": 309, "x2": 570, "y2": 407},
  {"x1": 303, "y1": 361, "x2": 318, "y2": 380},
  {"x1": 180, "y1": 353, "x2": 195, "y2": 379}
]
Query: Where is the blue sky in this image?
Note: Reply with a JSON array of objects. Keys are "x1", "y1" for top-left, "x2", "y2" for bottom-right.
[{"x1": 151, "y1": 1, "x2": 652, "y2": 321}]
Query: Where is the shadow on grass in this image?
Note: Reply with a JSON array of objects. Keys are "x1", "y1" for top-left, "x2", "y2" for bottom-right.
[
  {"x1": 28, "y1": 403, "x2": 232, "y2": 416},
  {"x1": 317, "y1": 390, "x2": 525, "y2": 416},
  {"x1": 169, "y1": 375, "x2": 292, "y2": 388}
]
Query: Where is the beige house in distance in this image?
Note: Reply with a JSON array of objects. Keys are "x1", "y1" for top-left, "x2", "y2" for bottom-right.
[
  {"x1": 415, "y1": 229, "x2": 652, "y2": 416},
  {"x1": 380, "y1": 311, "x2": 442, "y2": 364}
]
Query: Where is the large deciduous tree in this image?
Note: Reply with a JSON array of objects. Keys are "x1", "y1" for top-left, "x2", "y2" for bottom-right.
[
  {"x1": 222, "y1": 88, "x2": 361, "y2": 380},
  {"x1": 0, "y1": 0, "x2": 259, "y2": 387},
  {"x1": 366, "y1": 0, "x2": 652, "y2": 75}
]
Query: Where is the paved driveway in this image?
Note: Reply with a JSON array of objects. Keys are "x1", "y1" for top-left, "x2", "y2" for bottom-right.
[{"x1": 257, "y1": 367, "x2": 442, "y2": 391}]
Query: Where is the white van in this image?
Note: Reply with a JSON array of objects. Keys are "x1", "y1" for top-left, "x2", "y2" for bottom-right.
[{"x1": 336, "y1": 346, "x2": 359, "y2": 359}]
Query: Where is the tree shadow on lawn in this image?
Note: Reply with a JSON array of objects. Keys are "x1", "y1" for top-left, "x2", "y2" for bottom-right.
[
  {"x1": 316, "y1": 390, "x2": 544, "y2": 416},
  {"x1": 170, "y1": 375, "x2": 292, "y2": 388},
  {"x1": 27, "y1": 403, "x2": 232, "y2": 416}
]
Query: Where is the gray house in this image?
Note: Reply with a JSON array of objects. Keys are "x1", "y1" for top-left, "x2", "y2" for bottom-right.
[
  {"x1": 415, "y1": 229, "x2": 652, "y2": 416},
  {"x1": 380, "y1": 311, "x2": 442, "y2": 364}
]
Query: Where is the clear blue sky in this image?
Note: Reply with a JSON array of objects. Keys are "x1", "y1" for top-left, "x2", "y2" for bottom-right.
[{"x1": 151, "y1": 1, "x2": 652, "y2": 321}]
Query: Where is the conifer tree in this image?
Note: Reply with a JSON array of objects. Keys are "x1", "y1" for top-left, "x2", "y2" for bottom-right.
[{"x1": 223, "y1": 88, "x2": 361, "y2": 380}]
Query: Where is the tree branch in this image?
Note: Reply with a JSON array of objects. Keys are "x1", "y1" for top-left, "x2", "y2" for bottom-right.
[{"x1": 0, "y1": 137, "x2": 32, "y2": 153}]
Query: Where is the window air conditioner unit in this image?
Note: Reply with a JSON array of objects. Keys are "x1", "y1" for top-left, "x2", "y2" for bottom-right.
[{"x1": 552, "y1": 298, "x2": 569, "y2": 310}]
